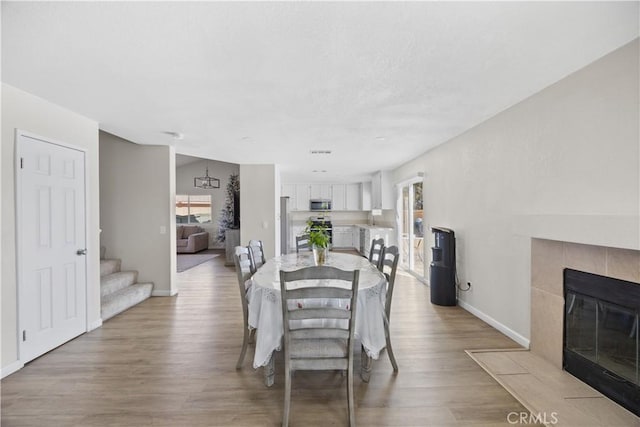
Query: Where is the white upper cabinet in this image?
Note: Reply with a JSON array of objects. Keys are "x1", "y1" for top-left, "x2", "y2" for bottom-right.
[
  {"x1": 294, "y1": 184, "x2": 310, "y2": 211},
  {"x1": 332, "y1": 183, "x2": 362, "y2": 211},
  {"x1": 281, "y1": 184, "x2": 295, "y2": 198},
  {"x1": 371, "y1": 172, "x2": 381, "y2": 209},
  {"x1": 371, "y1": 170, "x2": 394, "y2": 209},
  {"x1": 345, "y1": 183, "x2": 361, "y2": 211},
  {"x1": 309, "y1": 184, "x2": 332, "y2": 200},
  {"x1": 331, "y1": 184, "x2": 346, "y2": 211},
  {"x1": 282, "y1": 182, "x2": 369, "y2": 211},
  {"x1": 282, "y1": 183, "x2": 295, "y2": 205},
  {"x1": 361, "y1": 181, "x2": 372, "y2": 211}
]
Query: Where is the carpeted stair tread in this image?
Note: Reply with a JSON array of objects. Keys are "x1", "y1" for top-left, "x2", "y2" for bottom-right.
[
  {"x1": 100, "y1": 259, "x2": 121, "y2": 277},
  {"x1": 101, "y1": 271, "x2": 138, "y2": 297},
  {"x1": 101, "y1": 283, "x2": 153, "y2": 321},
  {"x1": 99, "y1": 248, "x2": 154, "y2": 322}
]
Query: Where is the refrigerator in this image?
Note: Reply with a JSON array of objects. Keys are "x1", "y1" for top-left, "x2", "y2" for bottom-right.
[{"x1": 280, "y1": 197, "x2": 291, "y2": 255}]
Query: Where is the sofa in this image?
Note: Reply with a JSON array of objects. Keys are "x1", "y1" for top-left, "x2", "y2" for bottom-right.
[{"x1": 176, "y1": 225, "x2": 210, "y2": 253}]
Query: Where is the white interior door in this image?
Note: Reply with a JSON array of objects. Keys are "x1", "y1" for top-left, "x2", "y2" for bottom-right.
[{"x1": 17, "y1": 132, "x2": 87, "y2": 363}]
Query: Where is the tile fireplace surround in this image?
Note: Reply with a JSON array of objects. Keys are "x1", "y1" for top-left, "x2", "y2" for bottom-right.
[{"x1": 530, "y1": 238, "x2": 640, "y2": 369}]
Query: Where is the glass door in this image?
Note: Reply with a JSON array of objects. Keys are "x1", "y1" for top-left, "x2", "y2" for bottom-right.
[{"x1": 399, "y1": 180, "x2": 424, "y2": 277}]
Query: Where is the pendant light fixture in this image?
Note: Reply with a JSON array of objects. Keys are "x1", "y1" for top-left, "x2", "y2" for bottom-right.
[{"x1": 194, "y1": 166, "x2": 220, "y2": 189}]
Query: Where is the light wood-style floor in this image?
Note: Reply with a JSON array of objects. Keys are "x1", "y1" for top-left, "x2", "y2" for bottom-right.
[{"x1": 1, "y1": 250, "x2": 534, "y2": 426}]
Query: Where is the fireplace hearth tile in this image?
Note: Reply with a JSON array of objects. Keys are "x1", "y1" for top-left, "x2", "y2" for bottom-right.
[
  {"x1": 471, "y1": 351, "x2": 528, "y2": 375},
  {"x1": 508, "y1": 351, "x2": 601, "y2": 399},
  {"x1": 467, "y1": 349, "x2": 640, "y2": 427},
  {"x1": 565, "y1": 397, "x2": 640, "y2": 427}
]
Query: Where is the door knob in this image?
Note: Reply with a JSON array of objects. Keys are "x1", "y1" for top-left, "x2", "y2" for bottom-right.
[{"x1": 76, "y1": 249, "x2": 87, "y2": 255}]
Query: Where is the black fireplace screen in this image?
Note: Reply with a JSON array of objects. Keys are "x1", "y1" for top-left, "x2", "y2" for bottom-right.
[{"x1": 563, "y1": 269, "x2": 639, "y2": 416}]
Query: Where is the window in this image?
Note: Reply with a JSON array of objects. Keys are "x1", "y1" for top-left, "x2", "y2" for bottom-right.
[{"x1": 176, "y1": 195, "x2": 212, "y2": 224}]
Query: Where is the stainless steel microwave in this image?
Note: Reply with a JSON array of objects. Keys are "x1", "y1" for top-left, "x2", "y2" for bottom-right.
[{"x1": 310, "y1": 199, "x2": 332, "y2": 211}]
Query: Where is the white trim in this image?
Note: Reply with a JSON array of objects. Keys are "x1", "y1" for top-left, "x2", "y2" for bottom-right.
[
  {"x1": 16, "y1": 129, "x2": 89, "y2": 153},
  {"x1": 1, "y1": 360, "x2": 24, "y2": 379},
  {"x1": 88, "y1": 319, "x2": 103, "y2": 331},
  {"x1": 395, "y1": 175, "x2": 425, "y2": 279},
  {"x1": 395, "y1": 175, "x2": 423, "y2": 188},
  {"x1": 152, "y1": 289, "x2": 178, "y2": 297},
  {"x1": 399, "y1": 265, "x2": 428, "y2": 284},
  {"x1": 457, "y1": 299, "x2": 530, "y2": 349}
]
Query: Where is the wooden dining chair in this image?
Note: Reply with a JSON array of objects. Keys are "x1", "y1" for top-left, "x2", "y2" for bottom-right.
[
  {"x1": 233, "y1": 246, "x2": 255, "y2": 369},
  {"x1": 295, "y1": 234, "x2": 310, "y2": 253},
  {"x1": 248, "y1": 239, "x2": 266, "y2": 271},
  {"x1": 279, "y1": 266, "x2": 360, "y2": 427},
  {"x1": 368, "y1": 238, "x2": 384, "y2": 268},
  {"x1": 378, "y1": 245, "x2": 399, "y2": 372}
]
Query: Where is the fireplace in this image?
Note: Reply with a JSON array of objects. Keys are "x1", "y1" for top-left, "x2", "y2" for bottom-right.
[{"x1": 563, "y1": 268, "x2": 639, "y2": 416}]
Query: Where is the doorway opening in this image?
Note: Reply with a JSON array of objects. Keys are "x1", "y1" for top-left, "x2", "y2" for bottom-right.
[{"x1": 398, "y1": 178, "x2": 424, "y2": 278}]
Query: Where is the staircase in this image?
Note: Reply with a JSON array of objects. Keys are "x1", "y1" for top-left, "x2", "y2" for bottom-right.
[{"x1": 100, "y1": 257, "x2": 154, "y2": 321}]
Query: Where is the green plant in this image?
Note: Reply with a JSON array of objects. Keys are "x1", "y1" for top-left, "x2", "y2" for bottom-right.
[{"x1": 305, "y1": 219, "x2": 330, "y2": 248}]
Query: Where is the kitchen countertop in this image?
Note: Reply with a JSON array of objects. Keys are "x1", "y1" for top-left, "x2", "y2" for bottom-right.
[
  {"x1": 292, "y1": 221, "x2": 394, "y2": 230},
  {"x1": 356, "y1": 225, "x2": 393, "y2": 230},
  {"x1": 331, "y1": 223, "x2": 394, "y2": 230}
]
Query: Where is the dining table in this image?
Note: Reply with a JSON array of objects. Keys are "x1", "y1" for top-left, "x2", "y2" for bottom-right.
[{"x1": 247, "y1": 251, "x2": 388, "y2": 386}]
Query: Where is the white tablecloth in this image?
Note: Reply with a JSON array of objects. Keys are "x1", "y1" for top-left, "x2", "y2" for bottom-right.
[{"x1": 248, "y1": 252, "x2": 387, "y2": 369}]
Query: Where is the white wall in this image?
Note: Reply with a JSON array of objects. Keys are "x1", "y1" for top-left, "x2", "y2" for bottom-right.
[
  {"x1": 99, "y1": 132, "x2": 177, "y2": 296},
  {"x1": 240, "y1": 164, "x2": 278, "y2": 259},
  {"x1": 392, "y1": 39, "x2": 640, "y2": 346},
  {"x1": 1, "y1": 84, "x2": 101, "y2": 376},
  {"x1": 176, "y1": 158, "x2": 239, "y2": 248}
]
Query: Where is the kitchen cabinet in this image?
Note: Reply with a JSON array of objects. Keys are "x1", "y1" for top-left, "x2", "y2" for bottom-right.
[
  {"x1": 294, "y1": 184, "x2": 310, "y2": 211},
  {"x1": 331, "y1": 184, "x2": 346, "y2": 211},
  {"x1": 332, "y1": 183, "x2": 361, "y2": 211},
  {"x1": 281, "y1": 183, "x2": 310, "y2": 211},
  {"x1": 361, "y1": 181, "x2": 372, "y2": 211},
  {"x1": 357, "y1": 226, "x2": 395, "y2": 257},
  {"x1": 371, "y1": 170, "x2": 394, "y2": 210},
  {"x1": 282, "y1": 184, "x2": 295, "y2": 198},
  {"x1": 332, "y1": 225, "x2": 354, "y2": 248},
  {"x1": 281, "y1": 184, "x2": 296, "y2": 211},
  {"x1": 345, "y1": 183, "x2": 361, "y2": 211},
  {"x1": 282, "y1": 181, "x2": 369, "y2": 211},
  {"x1": 309, "y1": 184, "x2": 332, "y2": 200}
]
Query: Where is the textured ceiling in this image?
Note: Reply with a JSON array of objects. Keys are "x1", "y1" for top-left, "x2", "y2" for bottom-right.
[{"x1": 2, "y1": 2, "x2": 638, "y2": 182}]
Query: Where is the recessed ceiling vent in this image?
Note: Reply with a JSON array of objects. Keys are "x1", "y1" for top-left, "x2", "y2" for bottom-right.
[{"x1": 310, "y1": 150, "x2": 332, "y2": 155}]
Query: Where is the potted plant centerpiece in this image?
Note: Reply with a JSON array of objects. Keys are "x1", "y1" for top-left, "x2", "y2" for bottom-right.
[{"x1": 305, "y1": 219, "x2": 330, "y2": 265}]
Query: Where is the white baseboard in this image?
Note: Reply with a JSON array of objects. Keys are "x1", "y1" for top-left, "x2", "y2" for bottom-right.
[
  {"x1": 457, "y1": 299, "x2": 530, "y2": 349},
  {"x1": 152, "y1": 289, "x2": 178, "y2": 297},
  {"x1": 88, "y1": 318, "x2": 103, "y2": 331},
  {"x1": 1, "y1": 360, "x2": 24, "y2": 379}
]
